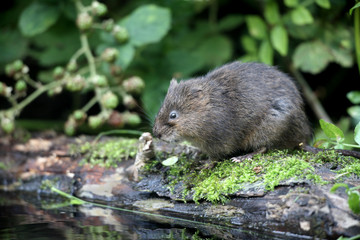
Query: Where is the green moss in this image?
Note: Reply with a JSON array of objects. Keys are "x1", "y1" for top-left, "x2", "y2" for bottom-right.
[
  {"x1": 146, "y1": 149, "x2": 359, "y2": 204},
  {"x1": 336, "y1": 162, "x2": 360, "y2": 178},
  {"x1": 72, "y1": 138, "x2": 138, "y2": 168}
]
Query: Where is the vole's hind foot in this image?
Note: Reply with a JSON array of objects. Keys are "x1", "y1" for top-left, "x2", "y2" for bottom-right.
[{"x1": 231, "y1": 147, "x2": 267, "y2": 163}]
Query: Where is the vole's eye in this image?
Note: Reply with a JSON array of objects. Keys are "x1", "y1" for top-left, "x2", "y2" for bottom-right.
[{"x1": 169, "y1": 111, "x2": 178, "y2": 120}]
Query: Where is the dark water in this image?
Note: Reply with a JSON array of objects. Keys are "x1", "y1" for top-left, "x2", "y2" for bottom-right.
[{"x1": 0, "y1": 191, "x2": 308, "y2": 240}]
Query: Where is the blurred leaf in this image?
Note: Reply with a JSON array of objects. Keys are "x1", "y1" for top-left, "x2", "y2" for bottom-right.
[
  {"x1": 348, "y1": 191, "x2": 360, "y2": 214},
  {"x1": 330, "y1": 47, "x2": 353, "y2": 68},
  {"x1": 122, "y1": 4, "x2": 171, "y2": 47},
  {"x1": 245, "y1": 15, "x2": 267, "y2": 40},
  {"x1": 241, "y1": 35, "x2": 257, "y2": 53},
  {"x1": 217, "y1": 15, "x2": 244, "y2": 31},
  {"x1": 19, "y1": 2, "x2": 60, "y2": 37},
  {"x1": 165, "y1": 50, "x2": 204, "y2": 77},
  {"x1": 330, "y1": 183, "x2": 349, "y2": 193},
  {"x1": 0, "y1": 30, "x2": 28, "y2": 65},
  {"x1": 115, "y1": 43, "x2": 135, "y2": 69},
  {"x1": 194, "y1": 35, "x2": 233, "y2": 67},
  {"x1": 259, "y1": 40, "x2": 273, "y2": 65},
  {"x1": 313, "y1": 138, "x2": 330, "y2": 148},
  {"x1": 284, "y1": 13, "x2": 319, "y2": 40},
  {"x1": 270, "y1": 25, "x2": 288, "y2": 56},
  {"x1": 319, "y1": 119, "x2": 345, "y2": 142},
  {"x1": 29, "y1": 20, "x2": 80, "y2": 66},
  {"x1": 347, "y1": 106, "x2": 360, "y2": 119},
  {"x1": 284, "y1": 0, "x2": 299, "y2": 7},
  {"x1": 323, "y1": 27, "x2": 353, "y2": 68},
  {"x1": 100, "y1": 31, "x2": 116, "y2": 44},
  {"x1": 347, "y1": 91, "x2": 360, "y2": 104},
  {"x1": 293, "y1": 41, "x2": 333, "y2": 74},
  {"x1": 349, "y1": 2, "x2": 360, "y2": 15},
  {"x1": 291, "y1": 6, "x2": 314, "y2": 25},
  {"x1": 315, "y1": 0, "x2": 331, "y2": 9},
  {"x1": 38, "y1": 70, "x2": 54, "y2": 84},
  {"x1": 354, "y1": 121, "x2": 360, "y2": 146},
  {"x1": 59, "y1": 0, "x2": 77, "y2": 20},
  {"x1": 264, "y1": 1, "x2": 281, "y2": 25},
  {"x1": 238, "y1": 54, "x2": 258, "y2": 63}
]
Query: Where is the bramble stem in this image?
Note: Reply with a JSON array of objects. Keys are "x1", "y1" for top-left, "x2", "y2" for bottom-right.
[{"x1": 1, "y1": 80, "x2": 64, "y2": 117}]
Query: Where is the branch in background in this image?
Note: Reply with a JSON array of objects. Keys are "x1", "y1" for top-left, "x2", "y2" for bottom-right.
[{"x1": 289, "y1": 64, "x2": 332, "y2": 124}]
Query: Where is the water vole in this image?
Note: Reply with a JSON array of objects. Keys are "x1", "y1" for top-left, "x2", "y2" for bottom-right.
[{"x1": 153, "y1": 61, "x2": 311, "y2": 160}]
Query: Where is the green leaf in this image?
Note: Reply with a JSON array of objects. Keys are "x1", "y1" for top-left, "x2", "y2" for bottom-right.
[
  {"x1": 284, "y1": 0, "x2": 299, "y2": 7},
  {"x1": 330, "y1": 47, "x2": 353, "y2": 68},
  {"x1": 115, "y1": 43, "x2": 135, "y2": 69},
  {"x1": 319, "y1": 119, "x2": 345, "y2": 142},
  {"x1": 347, "y1": 91, "x2": 360, "y2": 104},
  {"x1": 29, "y1": 21, "x2": 80, "y2": 66},
  {"x1": 122, "y1": 4, "x2": 171, "y2": 47},
  {"x1": 284, "y1": 13, "x2": 318, "y2": 40},
  {"x1": 354, "y1": 121, "x2": 360, "y2": 146},
  {"x1": 165, "y1": 50, "x2": 204, "y2": 77},
  {"x1": 264, "y1": 1, "x2": 281, "y2": 25},
  {"x1": 245, "y1": 15, "x2": 267, "y2": 40},
  {"x1": 162, "y1": 156, "x2": 179, "y2": 166},
  {"x1": 239, "y1": 54, "x2": 258, "y2": 63},
  {"x1": 241, "y1": 35, "x2": 257, "y2": 53},
  {"x1": 348, "y1": 191, "x2": 360, "y2": 214},
  {"x1": 330, "y1": 183, "x2": 349, "y2": 193},
  {"x1": 315, "y1": 0, "x2": 331, "y2": 9},
  {"x1": 293, "y1": 41, "x2": 333, "y2": 74},
  {"x1": 19, "y1": 2, "x2": 60, "y2": 37},
  {"x1": 194, "y1": 35, "x2": 233, "y2": 67},
  {"x1": 270, "y1": 25, "x2": 288, "y2": 56},
  {"x1": 291, "y1": 6, "x2": 314, "y2": 25},
  {"x1": 259, "y1": 40, "x2": 273, "y2": 65},
  {"x1": 349, "y1": 2, "x2": 360, "y2": 15},
  {"x1": 0, "y1": 30, "x2": 28, "y2": 65},
  {"x1": 347, "y1": 106, "x2": 360, "y2": 119},
  {"x1": 217, "y1": 15, "x2": 244, "y2": 31}
]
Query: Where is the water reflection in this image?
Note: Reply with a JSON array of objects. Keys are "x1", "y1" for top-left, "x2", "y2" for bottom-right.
[{"x1": 0, "y1": 191, "x2": 301, "y2": 240}]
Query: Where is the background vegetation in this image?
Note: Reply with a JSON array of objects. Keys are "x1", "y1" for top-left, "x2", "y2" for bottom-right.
[{"x1": 0, "y1": 0, "x2": 359, "y2": 138}]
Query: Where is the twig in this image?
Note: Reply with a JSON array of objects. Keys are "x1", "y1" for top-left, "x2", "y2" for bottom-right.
[{"x1": 289, "y1": 64, "x2": 332, "y2": 123}]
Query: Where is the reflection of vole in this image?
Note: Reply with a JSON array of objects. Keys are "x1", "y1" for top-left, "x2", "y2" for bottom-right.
[{"x1": 153, "y1": 61, "x2": 312, "y2": 160}]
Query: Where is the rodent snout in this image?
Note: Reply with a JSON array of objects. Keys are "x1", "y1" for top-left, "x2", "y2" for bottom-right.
[{"x1": 152, "y1": 126, "x2": 161, "y2": 139}]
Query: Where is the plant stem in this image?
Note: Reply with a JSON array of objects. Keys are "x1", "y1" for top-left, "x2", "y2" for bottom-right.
[
  {"x1": 70, "y1": 48, "x2": 85, "y2": 63},
  {"x1": 24, "y1": 75, "x2": 42, "y2": 89},
  {"x1": 289, "y1": 64, "x2": 332, "y2": 123},
  {"x1": 355, "y1": 5, "x2": 360, "y2": 75},
  {"x1": 81, "y1": 95, "x2": 98, "y2": 112},
  {"x1": 2, "y1": 80, "x2": 64, "y2": 116},
  {"x1": 80, "y1": 34, "x2": 96, "y2": 77}
]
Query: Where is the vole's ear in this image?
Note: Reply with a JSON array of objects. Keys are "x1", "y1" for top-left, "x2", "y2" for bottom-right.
[
  {"x1": 169, "y1": 78, "x2": 178, "y2": 88},
  {"x1": 191, "y1": 87, "x2": 203, "y2": 99}
]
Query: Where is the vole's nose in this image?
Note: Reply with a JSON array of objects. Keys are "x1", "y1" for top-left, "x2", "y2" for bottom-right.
[{"x1": 152, "y1": 127, "x2": 161, "y2": 139}]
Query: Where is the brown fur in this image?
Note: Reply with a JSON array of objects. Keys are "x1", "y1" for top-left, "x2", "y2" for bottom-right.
[{"x1": 153, "y1": 62, "x2": 311, "y2": 160}]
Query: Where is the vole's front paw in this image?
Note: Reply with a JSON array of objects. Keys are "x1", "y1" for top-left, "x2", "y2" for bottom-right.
[{"x1": 231, "y1": 147, "x2": 267, "y2": 163}]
